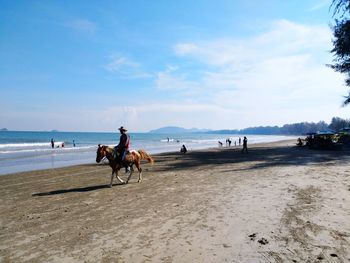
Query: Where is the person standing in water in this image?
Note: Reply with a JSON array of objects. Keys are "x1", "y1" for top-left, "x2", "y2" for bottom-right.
[{"x1": 51, "y1": 138, "x2": 54, "y2": 148}]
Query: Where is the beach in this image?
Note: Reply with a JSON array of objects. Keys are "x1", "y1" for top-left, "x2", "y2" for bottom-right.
[
  {"x1": 0, "y1": 140, "x2": 349, "y2": 262},
  {"x1": 0, "y1": 131, "x2": 296, "y2": 175}
]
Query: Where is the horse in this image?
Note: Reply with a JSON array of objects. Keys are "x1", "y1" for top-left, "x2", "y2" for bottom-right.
[{"x1": 96, "y1": 144, "x2": 154, "y2": 187}]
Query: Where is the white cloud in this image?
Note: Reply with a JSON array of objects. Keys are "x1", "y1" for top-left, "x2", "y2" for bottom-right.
[
  {"x1": 174, "y1": 20, "x2": 331, "y2": 68},
  {"x1": 104, "y1": 56, "x2": 139, "y2": 72},
  {"x1": 155, "y1": 70, "x2": 199, "y2": 92},
  {"x1": 66, "y1": 19, "x2": 96, "y2": 34},
  {"x1": 95, "y1": 103, "x2": 233, "y2": 131},
  {"x1": 309, "y1": 0, "x2": 330, "y2": 11},
  {"x1": 13, "y1": 19, "x2": 344, "y2": 132},
  {"x1": 151, "y1": 19, "x2": 348, "y2": 129},
  {"x1": 175, "y1": 43, "x2": 198, "y2": 55},
  {"x1": 104, "y1": 55, "x2": 153, "y2": 79}
]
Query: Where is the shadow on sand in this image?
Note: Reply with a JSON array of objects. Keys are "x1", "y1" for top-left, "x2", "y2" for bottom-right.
[
  {"x1": 153, "y1": 145, "x2": 350, "y2": 173},
  {"x1": 32, "y1": 145, "x2": 350, "y2": 197},
  {"x1": 32, "y1": 183, "x2": 124, "y2": 197}
]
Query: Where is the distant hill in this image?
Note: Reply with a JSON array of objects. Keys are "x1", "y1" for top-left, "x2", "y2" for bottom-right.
[
  {"x1": 0, "y1": 128, "x2": 8, "y2": 131},
  {"x1": 149, "y1": 126, "x2": 211, "y2": 133},
  {"x1": 149, "y1": 121, "x2": 333, "y2": 135},
  {"x1": 149, "y1": 118, "x2": 350, "y2": 135},
  {"x1": 205, "y1": 122, "x2": 330, "y2": 135}
]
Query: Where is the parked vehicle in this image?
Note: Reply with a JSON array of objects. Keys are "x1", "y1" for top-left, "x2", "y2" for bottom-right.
[{"x1": 305, "y1": 131, "x2": 342, "y2": 150}]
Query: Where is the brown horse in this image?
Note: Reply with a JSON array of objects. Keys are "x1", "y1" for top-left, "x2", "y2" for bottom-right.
[{"x1": 96, "y1": 144, "x2": 154, "y2": 187}]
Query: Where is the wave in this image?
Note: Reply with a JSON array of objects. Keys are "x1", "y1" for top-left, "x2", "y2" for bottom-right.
[
  {"x1": 160, "y1": 138, "x2": 175, "y2": 142},
  {"x1": 0, "y1": 142, "x2": 65, "y2": 149},
  {"x1": 0, "y1": 145, "x2": 95, "y2": 154}
]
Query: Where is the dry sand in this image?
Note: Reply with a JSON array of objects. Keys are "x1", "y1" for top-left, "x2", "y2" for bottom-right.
[{"x1": 0, "y1": 140, "x2": 350, "y2": 262}]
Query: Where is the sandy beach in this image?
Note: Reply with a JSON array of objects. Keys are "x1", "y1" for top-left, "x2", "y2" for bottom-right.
[{"x1": 0, "y1": 140, "x2": 350, "y2": 262}]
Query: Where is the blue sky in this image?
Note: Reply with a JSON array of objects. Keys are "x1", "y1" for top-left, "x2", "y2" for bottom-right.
[{"x1": 0, "y1": 0, "x2": 348, "y2": 132}]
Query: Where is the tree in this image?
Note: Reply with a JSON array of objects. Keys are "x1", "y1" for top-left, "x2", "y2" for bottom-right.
[
  {"x1": 330, "y1": 0, "x2": 350, "y2": 105},
  {"x1": 328, "y1": 116, "x2": 350, "y2": 131}
]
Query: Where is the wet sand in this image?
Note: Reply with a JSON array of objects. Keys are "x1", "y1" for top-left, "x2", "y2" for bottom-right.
[{"x1": 1, "y1": 140, "x2": 350, "y2": 262}]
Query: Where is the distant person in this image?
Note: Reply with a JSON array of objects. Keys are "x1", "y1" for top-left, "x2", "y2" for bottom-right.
[
  {"x1": 297, "y1": 138, "x2": 303, "y2": 147},
  {"x1": 218, "y1": 141, "x2": 223, "y2": 147},
  {"x1": 62, "y1": 142, "x2": 65, "y2": 148},
  {"x1": 167, "y1": 137, "x2": 170, "y2": 142},
  {"x1": 228, "y1": 139, "x2": 232, "y2": 147},
  {"x1": 51, "y1": 138, "x2": 54, "y2": 148},
  {"x1": 242, "y1": 136, "x2": 248, "y2": 153},
  {"x1": 234, "y1": 141, "x2": 236, "y2": 146},
  {"x1": 73, "y1": 140, "x2": 76, "y2": 147},
  {"x1": 180, "y1": 144, "x2": 187, "y2": 154},
  {"x1": 239, "y1": 137, "x2": 241, "y2": 146}
]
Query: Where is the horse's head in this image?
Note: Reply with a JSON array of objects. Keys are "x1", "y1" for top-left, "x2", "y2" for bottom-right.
[{"x1": 96, "y1": 144, "x2": 107, "y2": 163}]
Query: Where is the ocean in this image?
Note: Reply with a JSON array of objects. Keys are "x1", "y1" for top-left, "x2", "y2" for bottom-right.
[{"x1": 0, "y1": 131, "x2": 296, "y2": 175}]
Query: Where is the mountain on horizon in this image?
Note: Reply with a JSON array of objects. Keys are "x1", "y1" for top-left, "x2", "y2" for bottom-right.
[
  {"x1": 149, "y1": 126, "x2": 211, "y2": 133},
  {"x1": 148, "y1": 119, "x2": 339, "y2": 135}
]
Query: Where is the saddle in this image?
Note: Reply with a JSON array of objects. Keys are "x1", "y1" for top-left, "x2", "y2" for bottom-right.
[{"x1": 113, "y1": 147, "x2": 130, "y2": 165}]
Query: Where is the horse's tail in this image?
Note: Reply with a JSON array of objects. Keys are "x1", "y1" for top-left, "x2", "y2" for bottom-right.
[{"x1": 137, "y1": 149, "x2": 155, "y2": 165}]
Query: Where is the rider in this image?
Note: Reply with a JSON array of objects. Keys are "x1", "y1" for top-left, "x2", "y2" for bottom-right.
[{"x1": 115, "y1": 126, "x2": 131, "y2": 172}]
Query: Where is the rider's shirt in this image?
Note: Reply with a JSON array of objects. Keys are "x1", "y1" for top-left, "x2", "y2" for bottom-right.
[{"x1": 117, "y1": 133, "x2": 130, "y2": 151}]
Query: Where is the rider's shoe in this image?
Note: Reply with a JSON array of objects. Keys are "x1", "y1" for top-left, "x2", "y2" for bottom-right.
[{"x1": 125, "y1": 166, "x2": 131, "y2": 173}]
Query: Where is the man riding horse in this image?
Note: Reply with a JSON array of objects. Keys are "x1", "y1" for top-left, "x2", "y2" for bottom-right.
[{"x1": 115, "y1": 126, "x2": 131, "y2": 172}]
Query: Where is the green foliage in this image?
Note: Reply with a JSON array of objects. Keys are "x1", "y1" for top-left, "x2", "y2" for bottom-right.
[
  {"x1": 329, "y1": 116, "x2": 350, "y2": 131},
  {"x1": 210, "y1": 118, "x2": 350, "y2": 135},
  {"x1": 331, "y1": 0, "x2": 350, "y2": 17},
  {"x1": 280, "y1": 121, "x2": 329, "y2": 135},
  {"x1": 330, "y1": 0, "x2": 350, "y2": 105}
]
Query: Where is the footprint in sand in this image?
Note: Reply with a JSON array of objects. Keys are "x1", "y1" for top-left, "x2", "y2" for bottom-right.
[
  {"x1": 258, "y1": 238, "x2": 269, "y2": 245},
  {"x1": 248, "y1": 233, "x2": 257, "y2": 241}
]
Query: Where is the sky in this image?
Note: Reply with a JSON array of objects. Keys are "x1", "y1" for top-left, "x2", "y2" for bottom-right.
[{"x1": 0, "y1": 0, "x2": 349, "y2": 132}]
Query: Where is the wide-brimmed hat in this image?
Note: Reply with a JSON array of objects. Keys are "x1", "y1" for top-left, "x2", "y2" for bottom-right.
[{"x1": 118, "y1": 126, "x2": 127, "y2": 132}]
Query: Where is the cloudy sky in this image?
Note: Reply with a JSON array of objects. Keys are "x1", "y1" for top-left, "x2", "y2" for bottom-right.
[{"x1": 0, "y1": 0, "x2": 349, "y2": 132}]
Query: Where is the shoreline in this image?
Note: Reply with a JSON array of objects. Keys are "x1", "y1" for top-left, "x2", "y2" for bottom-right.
[
  {"x1": 0, "y1": 138, "x2": 297, "y2": 177},
  {"x1": 1, "y1": 139, "x2": 349, "y2": 262}
]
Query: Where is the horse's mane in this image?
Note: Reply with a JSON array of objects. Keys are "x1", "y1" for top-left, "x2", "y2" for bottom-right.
[{"x1": 105, "y1": 146, "x2": 114, "y2": 154}]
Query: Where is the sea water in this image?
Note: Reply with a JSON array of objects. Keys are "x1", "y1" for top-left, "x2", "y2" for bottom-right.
[{"x1": 0, "y1": 131, "x2": 296, "y2": 175}]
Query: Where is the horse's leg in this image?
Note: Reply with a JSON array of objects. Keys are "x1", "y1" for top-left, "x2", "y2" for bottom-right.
[
  {"x1": 109, "y1": 170, "x2": 114, "y2": 187},
  {"x1": 110, "y1": 166, "x2": 124, "y2": 187},
  {"x1": 114, "y1": 166, "x2": 124, "y2": 184},
  {"x1": 115, "y1": 170, "x2": 124, "y2": 184},
  {"x1": 136, "y1": 162, "x2": 142, "y2": 183},
  {"x1": 125, "y1": 164, "x2": 133, "y2": 184}
]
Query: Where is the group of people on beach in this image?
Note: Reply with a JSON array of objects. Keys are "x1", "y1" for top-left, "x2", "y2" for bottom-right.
[
  {"x1": 217, "y1": 136, "x2": 248, "y2": 153},
  {"x1": 50, "y1": 138, "x2": 64, "y2": 148},
  {"x1": 104, "y1": 127, "x2": 249, "y2": 173},
  {"x1": 166, "y1": 137, "x2": 181, "y2": 143},
  {"x1": 50, "y1": 138, "x2": 75, "y2": 148}
]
